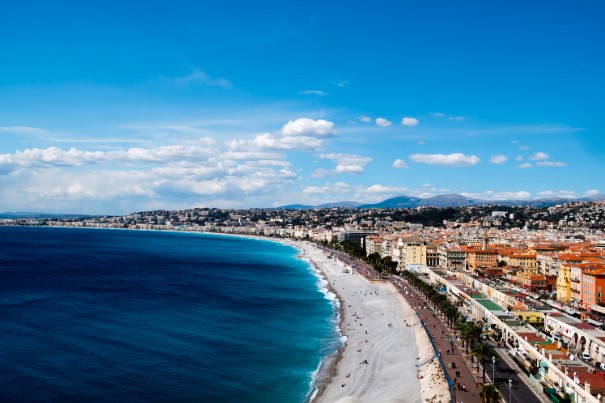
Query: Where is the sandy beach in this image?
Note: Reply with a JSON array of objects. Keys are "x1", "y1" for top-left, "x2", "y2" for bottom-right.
[{"x1": 286, "y1": 240, "x2": 449, "y2": 403}]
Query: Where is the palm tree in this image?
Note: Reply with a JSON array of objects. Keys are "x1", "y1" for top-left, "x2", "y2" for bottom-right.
[
  {"x1": 471, "y1": 341, "x2": 495, "y2": 383},
  {"x1": 454, "y1": 318, "x2": 467, "y2": 334},
  {"x1": 469, "y1": 323, "x2": 484, "y2": 352},
  {"x1": 479, "y1": 383, "x2": 501, "y2": 403},
  {"x1": 461, "y1": 322, "x2": 483, "y2": 354},
  {"x1": 443, "y1": 305, "x2": 459, "y2": 328}
]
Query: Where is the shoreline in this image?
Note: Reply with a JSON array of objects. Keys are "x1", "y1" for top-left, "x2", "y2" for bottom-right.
[
  {"x1": 272, "y1": 239, "x2": 346, "y2": 402},
  {"x1": 290, "y1": 239, "x2": 432, "y2": 403},
  {"x1": 307, "y1": 274, "x2": 346, "y2": 402}
]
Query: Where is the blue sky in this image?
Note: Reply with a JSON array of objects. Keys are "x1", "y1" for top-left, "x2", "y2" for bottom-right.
[{"x1": 0, "y1": 1, "x2": 603, "y2": 214}]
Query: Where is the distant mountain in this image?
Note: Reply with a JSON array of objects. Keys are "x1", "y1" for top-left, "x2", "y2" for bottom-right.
[
  {"x1": 583, "y1": 194, "x2": 605, "y2": 202},
  {"x1": 0, "y1": 211, "x2": 95, "y2": 219},
  {"x1": 277, "y1": 192, "x2": 593, "y2": 210},
  {"x1": 418, "y1": 194, "x2": 482, "y2": 207},
  {"x1": 278, "y1": 204, "x2": 315, "y2": 210},
  {"x1": 0, "y1": 211, "x2": 42, "y2": 218},
  {"x1": 357, "y1": 195, "x2": 422, "y2": 209},
  {"x1": 278, "y1": 201, "x2": 361, "y2": 210},
  {"x1": 316, "y1": 201, "x2": 362, "y2": 208}
]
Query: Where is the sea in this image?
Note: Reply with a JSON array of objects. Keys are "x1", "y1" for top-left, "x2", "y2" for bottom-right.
[{"x1": 0, "y1": 227, "x2": 342, "y2": 402}]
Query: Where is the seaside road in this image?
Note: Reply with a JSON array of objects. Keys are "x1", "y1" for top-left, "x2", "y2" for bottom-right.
[
  {"x1": 393, "y1": 276, "x2": 483, "y2": 403},
  {"x1": 392, "y1": 274, "x2": 545, "y2": 403},
  {"x1": 490, "y1": 347, "x2": 548, "y2": 403}
]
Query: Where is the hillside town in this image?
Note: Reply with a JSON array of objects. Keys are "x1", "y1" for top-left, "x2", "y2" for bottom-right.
[{"x1": 5, "y1": 201, "x2": 605, "y2": 401}]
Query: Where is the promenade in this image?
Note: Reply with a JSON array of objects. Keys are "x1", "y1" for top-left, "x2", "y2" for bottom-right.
[{"x1": 393, "y1": 277, "x2": 483, "y2": 403}]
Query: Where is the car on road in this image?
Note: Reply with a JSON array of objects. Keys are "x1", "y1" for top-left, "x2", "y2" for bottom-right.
[{"x1": 582, "y1": 352, "x2": 592, "y2": 361}]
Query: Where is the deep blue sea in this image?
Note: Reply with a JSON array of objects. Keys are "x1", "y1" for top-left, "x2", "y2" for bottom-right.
[{"x1": 0, "y1": 227, "x2": 341, "y2": 402}]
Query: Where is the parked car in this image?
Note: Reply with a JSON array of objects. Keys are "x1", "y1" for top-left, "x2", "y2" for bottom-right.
[{"x1": 582, "y1": 352, "x2": 592, "y2": 361}]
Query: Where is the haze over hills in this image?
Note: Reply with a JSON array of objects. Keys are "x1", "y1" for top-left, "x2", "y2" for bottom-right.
[
  {"x1": 2, "y1": 194, "x2": 604, "y2": 218},
  {"x1": 279, "y1": 201, "x2": 362, "y2": 210},
  {"x1": 279, "y1": 193, "x2": 605, "y2": 210},
  {"x1": 0, "y1": 212, "x2": 97, "y2": 219}
]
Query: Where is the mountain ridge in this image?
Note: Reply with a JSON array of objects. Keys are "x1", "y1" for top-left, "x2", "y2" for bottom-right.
[{"x1": 278, "y1": 193, "x2": 603, "y2": 210}]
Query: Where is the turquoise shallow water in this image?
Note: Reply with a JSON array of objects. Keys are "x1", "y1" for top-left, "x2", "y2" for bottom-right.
[{"x1": 0, "y1": 227, "x2": 341, "y2": 402}]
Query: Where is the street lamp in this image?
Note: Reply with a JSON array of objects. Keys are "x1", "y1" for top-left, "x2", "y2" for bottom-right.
[
  {"x1": 492, "y1": 356, "x2": 496, "y2": 384},
  {"x1": 508, "y1": 379, "x2": 513, "y2": 402}
]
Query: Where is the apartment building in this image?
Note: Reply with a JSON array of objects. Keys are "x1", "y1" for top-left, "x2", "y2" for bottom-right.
[
  {"x1": 446, "y1": 248, "x2": 466, "y2": 270},
  {"x1": 581, "y1": 267, "x2": 605, "y2": 310},
  {"x1": 392, "y1": 235, "x2": 427, "y2": 271}
]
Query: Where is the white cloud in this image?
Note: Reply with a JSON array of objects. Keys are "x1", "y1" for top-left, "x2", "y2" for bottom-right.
[
  {"x1": 460, "y1": 190, "x2": 532, "y2": 200},
  {"x1": 429, "y1": 112, "x2": 463, "y2": 121},
  {"x1": 392, "y1": 159, "x2": 408, "y2": 168},
  {"x1": 331, "y1": 80, "x2": 349, "y2": 88},
  {"x1": 165, "y1": 68, "x2": 232, "y2": 89},
  {"x1": 221, "y1": 150, "x2": 284, "y2": 161},
  {"x1": 159, "y1": 125, "x2": 215, "y2": 138},
  {"x1": 251, "y1": 133, "x2": 323, "y2": 151},
  {"x1": 311, "y1": 168, "x2": 331, "y2": 178},
  {"x1": 0, "y1": 126, "x2": 50, "y2": 136},
  {"x1": 359, "y1": 116, "x2": 372, "y2": 122},
  {"x1": 0, "y1": 155, "x2": 299, "y2": 210},
  {"x1": 375, "y1": 118, "x2": 392, "y2": 127},
  {"x1": 489, "y1": 154, "x2": 508, "y2": 164},
  {"x1": 320, "y1": 153, "x2": 372, "y2": 174},
  {"x1": 492, "y1": 191, "x2": 531, "y2": 200},
  {"x1": 228, "y1": 118, "x2": 337, "y2": 152},
  {"x1": 517, "y1": 163, "x2": 532, "y2": 168},
  {"x1": 227, "y1": 135, "x2": 319, "y2": 152},
  {"x1": 401, "y1": 117, "x2": 419, "y2": 127},
  {"x1": 537, "y1": 190, "x2": 576, "y2": 198},
  {"x1": 0, "y1": 145, "x2": 217, "y2": 168},
  {"x1": 530, "y1": 152, "x2": 549, "y2": 161},
  {"x1": 585, "y1": 189, "x2": 600, "y2": 196},
  {"x1": 536, "y1": 161, "x2": 567, "y2": 167},
  {"x1": 519, "y1": 145, "x2": 529, "y2": 151},
  {"x1": 515, "y1": 156, "x2": 524, "y2": 161},
  {"x1": 303, "y1": 182, "x2": 351, "y2": 195},
  {"x1": 409, "y1": 153, "x2": 480, "y2": 167},
  {"x1": 361, "y1": 184, "x2": 407, "y2": 194},
  {"x1": 280, "y1": 118, "x2": 335, "y2": 137},
  {"x1": 301, "y1": 90, "x2": 327, "y2": 96}
]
